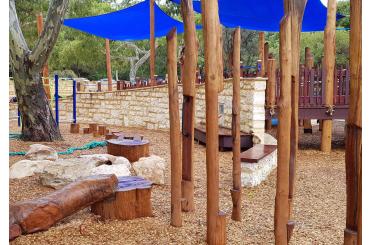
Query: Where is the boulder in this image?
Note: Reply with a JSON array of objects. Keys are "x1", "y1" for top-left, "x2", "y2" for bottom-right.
[
  {"x1": 25, "y1": 144, "x2": 58, "y2": 161},
  {"x1": 90, "y1": 164, "x2": 131, "y2": 177},
  {"x1": 80, "y1": 154, "x2": 131, "y2": 169},
  {"x1": 252, "y1": 133, "x2": 277, "y2": 145},
  {"x1": 10, "y1": 160, "x2": 54, "y2": 179},
  {"x1": 132, "y1": 155, "x2": 165, "y2": 185},
  {"x1": 39, "y1": 156, "x2": 132, "y2": 189}
]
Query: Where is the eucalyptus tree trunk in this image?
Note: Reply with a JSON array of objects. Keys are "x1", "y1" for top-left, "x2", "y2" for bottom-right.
[{"x1": 9, "y1": 0, "x2": 69, "y2": 141}]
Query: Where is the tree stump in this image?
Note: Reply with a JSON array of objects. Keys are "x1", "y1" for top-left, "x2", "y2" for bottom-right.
[
  {"x1": 83, "y1": 128, "x2": 91, "y2": 134},
  {"x1": 70, "y1": 123, "x2": 79, "y2": 134},
  {"x1": 89, "y1": 123, "x2": 98, "y2": 133},
  {"x1": 98, "y1": 126, "x2": 106, "y2": 135},
  {"x1": 91, "y1": 176, "x2": 153, "y2": 220},
  {"x1": 107, "y1": 138, "x2": 149, "y2": 162}
]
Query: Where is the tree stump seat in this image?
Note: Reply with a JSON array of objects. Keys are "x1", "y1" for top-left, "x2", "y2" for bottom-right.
[
  {"x1": 107, "y1": 137, "x2": 149, "y2": 162},
  {"x1": 91, "y1": 176, "x2": 153, "y2": 220}
]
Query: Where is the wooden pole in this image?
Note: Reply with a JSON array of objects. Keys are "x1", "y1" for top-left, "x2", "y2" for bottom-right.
[
  {"x1": 344, "y1": 0, "x2": 362, "y2": 244},
  {"x1": 201, "y1": 0, "x2": 226, "y2": 243},
  {"x1": 180, "y1": 0, "x2": 198, "y2": 212},
  {"x1": 287, "y1": 2, "x2": 307, "y2": 240},
  {"x1": 320, "y1": 0, "x2": 337, "y2": 152},
  {"x1": 105, "y1": 39, "x2": 113, "y2": 91},
  {"x1": 264, "y1": 41, "x2": 271, "y2": 130},
  {"x1": 36, "y1": 13, "x2": 51, "y2": 100},
  {"x1": 303, "y1": 47, "x2": 314, "y2": 133},
  {"x1": 167, "y1": 28, "x2": 182, "y2": 227},
  {"x1": 274, "y1": 14, "x2": 292, "y2": 245},
  {"x1": 264, "y1": 42, "x2": 269, "y2": 76},
  {"x1": 149, "y1": 0, "x2": 155, "y2": 86},
  {"x1": 265, "y1": 58, "x2": 276, "y2": 130},
  {"x1": 231, "y1": 27, "x2": 241, "y2": 222},
  {"x1": 258, "y1": 32, "x2": 265, "y2": 77}
]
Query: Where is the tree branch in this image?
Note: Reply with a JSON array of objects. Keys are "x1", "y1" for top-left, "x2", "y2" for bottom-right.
[
  {"x1": 29, "y1": 0, "x2": 69, "y2": 72},
  {"x1": 9, "y1": 0, "x2": 29, "y2": 70}
]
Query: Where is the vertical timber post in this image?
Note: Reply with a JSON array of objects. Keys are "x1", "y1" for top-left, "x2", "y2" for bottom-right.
[
  {"x1": 231, "y1": 27, "x2": 241, "y2": 222},
  {"x1": 17, "y1": 108, "x2": 21, "y2": 127},
  {"x1": 258, "y1": 32, "x2": 265, "y2": 77},
  {"x1": 105, "y1": 39, "x2": 113, "y2": 91},
  {"x1": 266, "y1": 59, "x2": 277, "y2": 130},
  {"x1": 167, "y1": 28, "x2": 182, "y2": 227},
  {"x1": 321, "y1": 0, "x2": 337, "y2": 152},
  {"x1": 36, "y1": 13, "x2": 51, "y2": 100},
  {"x1": 180, "y1": 0, "x2": 198, "y2": 212},
  {"x1": 303, "y1": 47, "x2": 314, "y2": 133},
  {"x1": 72, "y1": 79, "x2": 77, "y2": 124},
  {"x1": 54, "y1": 74, "x2": 59, "y2": 126},
  {"x1": 344, "y1": 0, "x2": 362, "y2": 244},
  {"x1": 275, "y1": 14, "x2": 292, "y2": 245},
  {"x1": 150, "y1": 0, "x2": 156, "y2": 86},
  {"x1": 201, "y1": 0, "x2": 227, "y2": 243}
]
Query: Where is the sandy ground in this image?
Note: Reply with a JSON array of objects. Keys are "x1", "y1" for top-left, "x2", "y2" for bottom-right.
[{"x1": 9, "y1": 121, "x2": 346, "y2": 244}]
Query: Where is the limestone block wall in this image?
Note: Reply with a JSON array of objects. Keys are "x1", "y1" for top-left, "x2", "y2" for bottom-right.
[{"x1": 58, "y1": 77, "x2": 267, "y2": 135}]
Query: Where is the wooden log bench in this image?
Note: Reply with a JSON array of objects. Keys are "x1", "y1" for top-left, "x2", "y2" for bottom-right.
[
  {"x1": 91, "y1": 176, "x2": 153, "y2": 220},
  {"x1": 240, "y1": 144, "x2": 277, "y2": 187}
]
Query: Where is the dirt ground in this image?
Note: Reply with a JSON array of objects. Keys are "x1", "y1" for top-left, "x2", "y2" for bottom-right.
[{"x1": 9, "y1": 120, "x2": 346, "y2": 244}]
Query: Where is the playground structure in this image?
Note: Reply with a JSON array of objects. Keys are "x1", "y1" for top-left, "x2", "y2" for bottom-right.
[{"x1": 9, "y1": 0, "x2": 361, "y2": 244}]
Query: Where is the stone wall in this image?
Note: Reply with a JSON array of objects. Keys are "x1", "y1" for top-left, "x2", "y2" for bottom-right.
[{"x1": 58, "y1": 77, "x2": 267, "y2": 135}]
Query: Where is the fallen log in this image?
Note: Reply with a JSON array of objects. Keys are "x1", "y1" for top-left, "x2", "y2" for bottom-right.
[{"x1": 9, "y1": 174, "x2": 118, "y2": 240}]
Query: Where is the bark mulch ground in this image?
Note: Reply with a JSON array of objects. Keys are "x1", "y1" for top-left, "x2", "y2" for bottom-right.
[{"x1": 9, "y1": 120, "x2": 346, "y2": 244}]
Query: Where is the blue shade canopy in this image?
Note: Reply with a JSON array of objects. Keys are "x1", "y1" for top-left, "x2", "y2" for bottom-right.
[
  {"x1": 170, "y1": 0, "x2": 344, "y2": 32},
  {"x1": 64, "y1": 0, "x2": 186, "y2": 41}
]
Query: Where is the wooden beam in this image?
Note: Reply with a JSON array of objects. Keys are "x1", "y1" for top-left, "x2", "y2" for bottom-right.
[
  {"x1": 167, "y1": 28, "x2": 182, "y2": 227},
  {"x1": 150, "y1": 0, "x2": 155, "y2": 86},
  {"x1": 274, "y1": 14, "x2": 292, "y2": 245},
  {"x1": 201, "y1": 0, "x2": 226, "y2": 243},
  {"x1": 303, "y1": 47, "x2": 314, "y2": 133},
  {"x1": 36, "y1": 13, "x2": 51, "y2": 100},
  {"x1": 320, "y1": 0, "x2": 337, "y2": 152},
  {"x1": 264, "y1": 42, "x2": 269, "y2": 76},
  {"x1": 258, "y1": 32, "x2": 265, "y2": 77},
  {"x1": 180, "y1": 0, "x2": 198, "y2": 212},
  {"x1": 344, "y1": 0, "x2": 362, "y2": 244},
  {"x1": 231, "y1": 27, "x2": 241, "y2": 222},
  {"x1": 105, "y1": 39, "x2": 113, "y2": 91}
]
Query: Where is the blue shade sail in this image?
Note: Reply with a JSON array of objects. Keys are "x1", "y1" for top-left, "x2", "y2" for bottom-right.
[
  {"x1": 64, "y1": 0, "x2": 187, "y2": 41},
  {"x1": 170, "y1": 0, "x2": 344, "y2": 32}
]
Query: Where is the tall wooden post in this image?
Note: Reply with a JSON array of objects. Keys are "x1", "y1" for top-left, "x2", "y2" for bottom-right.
[
  {"x1": 265, "y1": 58, "x2": 277, "y2": 130},
  {"x1": 264, "y1": 42, "x2": 269, "y2": 76},
  {"x1": 275, "y1": 14, "x2": 292, "y2": 245},
  {"x1": 258, "y1": 32, "x2": 265, "y2": 77},
  {"x1": 167, "y1": 28, "x2": 182, "y2": 227},
  {"x1": 264, "y1": 41, "x2": 271, "y2": 130},
  {"x1": 201, "y1": 0, "x2": 226, "y2": 243},
  {"x1": 149, "y1": 0, "x2": 155, "y2": 86},
  {"x1": 231, "y1": 27, "x2": 241, "y2": 222},
  {"x1": 180, "y1": 0, "x2": 198, "y2": 212},
  {"x1": 36, "y1": 13, "x2": 51, "y2": 99},
  {"x1": 105, "y1": 39, "x2": 113, "y2": 91},
  {"x1": 303, "y1": 47, "x2": 314, "y2": 133},
  {"x1": 321, "y1": 0, "x2": 337, "y2": 152},
  {"x1": 344, "y1": 0, "x2": 362, "y2": 244}
]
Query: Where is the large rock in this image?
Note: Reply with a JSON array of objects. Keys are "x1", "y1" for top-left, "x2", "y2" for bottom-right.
[
  {"x1": 132, "y1": 155, "x2": 165, "y2": 185},
  {"x1": 25, "y1": 144, "x2": 58, "y2": 161},
  {"x1": 39, "y1": 156, "x2": 131, "y2": 189},
  {"x1": 252, "y1": 133, "x2": 277, "y2": 145},
  {"x1": 80, "y1": 154, "x2": 131, "y2": 170},
  {"x1": 90, "y1": 164, "x2": 131, "y2": 177},
  {"x1": 241, "y1": 149, "x2": 277, "y2": 188},
  {"x1": 10, "y1": 160, "x2": 54, "y2": 179}
]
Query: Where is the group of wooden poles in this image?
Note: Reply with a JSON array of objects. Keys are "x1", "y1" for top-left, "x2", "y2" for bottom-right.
[{"x1": 165, "y1": 0, "x2": 361, "y2": 244}]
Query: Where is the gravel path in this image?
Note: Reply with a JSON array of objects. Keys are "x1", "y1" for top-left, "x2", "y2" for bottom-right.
[{"x1": 9, "y1": 121, "x2": 346, "y2": 244}]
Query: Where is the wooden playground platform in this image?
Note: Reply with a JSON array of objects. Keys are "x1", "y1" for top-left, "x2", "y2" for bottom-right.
[{"x1": 265, "y1": 66, "x2": 350, "y2": 120}]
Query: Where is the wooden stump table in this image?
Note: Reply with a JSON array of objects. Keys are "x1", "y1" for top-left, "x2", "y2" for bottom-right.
[
  {"x1": 107, "y1": 137, "x2": 149, "y2": 162},
  {"x1": 91, "y1": 176, "x2": 153, "y2": 220}
]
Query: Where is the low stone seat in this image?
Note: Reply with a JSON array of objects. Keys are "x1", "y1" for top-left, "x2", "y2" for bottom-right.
[
  {"x1": 240, "y1": 144, "x2": 277, "y2": 187},
  {"x1": 91, "y1": 176, "x2": 153, "y2": 220}
]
